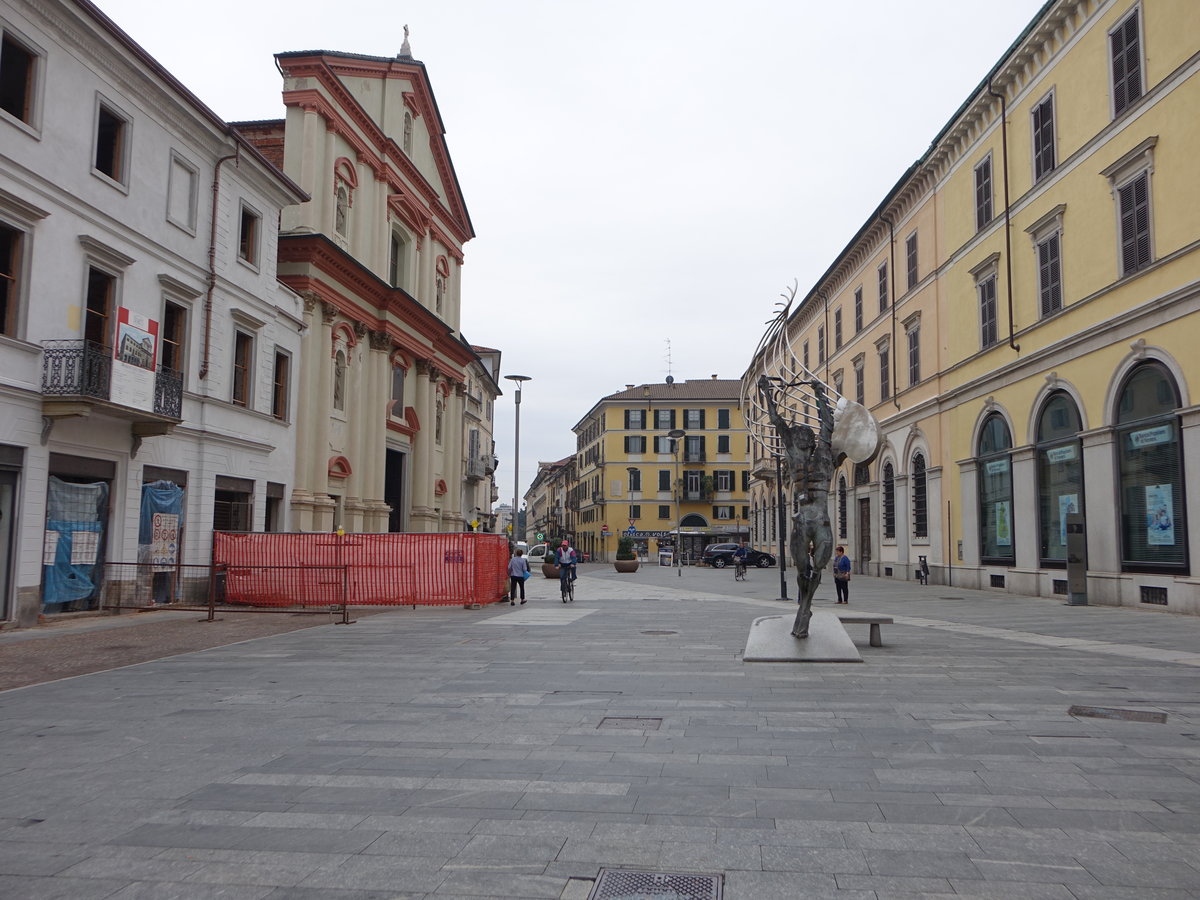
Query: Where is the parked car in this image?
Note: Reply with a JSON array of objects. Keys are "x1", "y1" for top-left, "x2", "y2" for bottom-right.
[
  {"x1": 701, "y1": 543, "x2": 776, "y2": 568},
  {"x1": 526, "y1": 543, "x2": 549, "y2": 566}
]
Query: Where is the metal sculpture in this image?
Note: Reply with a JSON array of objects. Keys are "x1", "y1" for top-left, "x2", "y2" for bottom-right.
[{"x1": 741, "y1": 284, "x2": 881, "y2": 638}]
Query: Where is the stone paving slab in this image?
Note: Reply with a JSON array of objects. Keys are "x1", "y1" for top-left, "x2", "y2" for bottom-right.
[{"x1": 2, "y1": 567, "x2": 1200, "y2": 897}]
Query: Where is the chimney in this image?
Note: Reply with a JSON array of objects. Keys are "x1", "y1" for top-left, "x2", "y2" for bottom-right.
[
  {"x1": 711, "y1": 374, "x2": 718, "y2": 379},
  {"x1": 625, "y1": 384, "x2": 634, "y2": 390}
]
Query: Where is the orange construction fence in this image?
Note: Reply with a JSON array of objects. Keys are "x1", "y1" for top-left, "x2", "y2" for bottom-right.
[{"x1": 211, "y1": 531, "x2": 510, "y2": 607}]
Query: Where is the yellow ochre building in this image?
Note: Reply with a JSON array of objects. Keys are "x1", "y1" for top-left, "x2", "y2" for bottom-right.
[
  {"x1": 745, "y1": 0, "x2": 1200, "y2": 614},
  {"x1": 573, "y1": 379, "x2": 754, "y2": 564}
]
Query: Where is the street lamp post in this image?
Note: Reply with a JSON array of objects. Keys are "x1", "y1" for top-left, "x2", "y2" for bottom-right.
[
  {"x1": 503, "y1": 375, "x2": 531, "y2": 544},
  {"x1": 668, "y1": 428, "x2": 686, "y2": 577}
]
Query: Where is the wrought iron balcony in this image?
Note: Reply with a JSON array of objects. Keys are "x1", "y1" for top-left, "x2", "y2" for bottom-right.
[
  {"x1": 42, "y1": 340, "x2": 182, "y2": 420},
  {"x1": 465, "y1": 455, "x2": 488, "y2": 480},
  {"x1": 683, "y1": 452, "x2": 706, "y2": 463}
]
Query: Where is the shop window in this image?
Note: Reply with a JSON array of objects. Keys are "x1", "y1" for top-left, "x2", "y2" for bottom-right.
[
  {"x1": 1116, "y1": 363, "x2": 1186, "y2": 572},
  {"x1": 978, "y1": 413, "x2": 1014, "y2": 562},
  {"x1": 1036, "y1": 393, "x2": 1082, "y2": 565}
]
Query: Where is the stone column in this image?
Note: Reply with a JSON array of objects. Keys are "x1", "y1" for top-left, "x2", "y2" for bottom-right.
[
  {"x1": 299, "y1": 106, "x2": 319, "y2": 206},
  {"x1": 344, "y1": 321, "x2": 369, "y2": 532},
  {"x1": 1181, "y1": 405, "x2": 1200, "y2": 585},
  {"x1": 1010, "y1": 445, "x2": 1040, "y2": 595},
  {"x1": 311, "y1": 302, "x2": 337, "y2": 532},
  {"x1": 894, "y1": 472, "x2": 911, "y2": 578},
  {"x1": 290, "y1": 295, "x2": 321, "y2": 530},
  {"x1": 957, "y1": 458, "x2": 980, "y2": 586},
  {"x1": 365, "y1": 330, "x2": 394, "y2": 531},
  {"x1": 1080, "y1": 425, "x2": 1120, "y2": 605},
  {"x1": 410, "y1": 359, "x2": 435, "y2": 531}
]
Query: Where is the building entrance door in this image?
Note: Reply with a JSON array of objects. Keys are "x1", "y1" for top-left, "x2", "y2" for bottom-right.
[
  {"x1": 0, "y1": 471, "x2": 15, "y2": 621},
  {"x1": 857, "y1": 498, "x2": 872, "y2": 574}
]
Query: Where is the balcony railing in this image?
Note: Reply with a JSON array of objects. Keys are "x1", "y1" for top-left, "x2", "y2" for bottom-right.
[
  {"x1": 42, "y1": 340, "x2": 182, "y2": 419},
  {"x1": 683, "y1": 452, "x2": 706, "y2": 463},
  {"x1": 466, "y1": 456, "x2": 488, "y2": 480}
]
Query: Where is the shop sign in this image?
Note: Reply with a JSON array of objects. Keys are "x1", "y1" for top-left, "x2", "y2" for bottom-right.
[
  {"x1": 1129, "y1": 425, "x2": 1172, "y2": 448},
  {"x1": 1045, "y1": 445, "x2": 1077, "y2": 464}
]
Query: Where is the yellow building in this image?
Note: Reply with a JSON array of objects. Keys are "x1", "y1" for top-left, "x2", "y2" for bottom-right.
[
  {"x1": 746, "y1": 0, "x2": 1200, "y2": 614},
  {"x1": 573, "y1": 379, "x2": 754, "y2": 563}
]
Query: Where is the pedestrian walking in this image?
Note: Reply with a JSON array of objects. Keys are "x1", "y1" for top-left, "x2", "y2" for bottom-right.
[
  {"x1": 508, "y1": 548, "x2": 530, "y2": 605},
  {"x1": 833, "y1": 545, "x2": 851, "y2": 604}
]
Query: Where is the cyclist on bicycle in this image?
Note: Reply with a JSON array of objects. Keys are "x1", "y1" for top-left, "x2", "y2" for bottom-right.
[
  {"x1": 555, "y1": 539, "x2": 578, "y2": 602},
  {"x1": 733, "y1": 541, "x2": 749, "y2": 580}
]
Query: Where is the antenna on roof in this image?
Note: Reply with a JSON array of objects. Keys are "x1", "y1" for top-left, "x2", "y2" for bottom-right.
[{"x1": 664, "y1": 338, "x2": 673, "y2": 382}]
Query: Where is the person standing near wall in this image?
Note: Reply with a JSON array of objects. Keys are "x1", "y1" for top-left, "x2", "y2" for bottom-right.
[
  {"x1": 833, "y1": 545, "x2": 851, "y2": 604},
  {"x1": 508, "y1": 548, "x2": 530, "y2": 605}
]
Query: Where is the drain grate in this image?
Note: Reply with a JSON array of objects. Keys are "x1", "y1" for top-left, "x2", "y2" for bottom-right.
[
  {"x1": 589, "y1": 868, "x2": 721, "y2": 900},
  {"x1": 1068, "y1": 705, "x2": 1167, "y2": 724},
  {"x1": 598, "y1": 717, "x2": 662, "y2": 730},
  {"x1": 641, "y1": 630, "x2": 677, "y2": 635}
]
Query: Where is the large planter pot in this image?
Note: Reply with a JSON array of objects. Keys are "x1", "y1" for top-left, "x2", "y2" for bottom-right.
[
  {"x1": 541, "y1": 563, "x2": 561, "y2": 579},
  {"x1": 613, "y1": 559, "x2": 640, "y2": 573}
]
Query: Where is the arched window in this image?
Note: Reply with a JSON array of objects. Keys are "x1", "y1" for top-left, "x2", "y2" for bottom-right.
[
  {"x1": 1036, "y1": 393, "x2": 1082, "y2": 564},
  {"x1": 978, "y1": 413, "x2": 1014, "y2": 562},
  {"x1": 403, "y1": 112, "x2": 413, "y2": 156},
  {"x1": 680, "y1": 513, "x2": 708, "y2": 528},
  {"x1": 882, "y1": 462, "x2": 895, "y2": 539},
  {"x1": 334, "y1": 185, "x2": 349, "y2": 237},
  {"x1": 838, "y1": 475, "x2": 848, "y2": 539},
  {"x1": 435, "y1": 275, "x2": 445, "y2": 315},
  {"x1": 1116, "y1": 362, "x2": 1186, "y2": 571},
  {"x1": 911, "y1": 452, "x2": 927, "y2": 538},
  {"x1": 332, "y1": 350, "x2": 347, "y2": 411}
]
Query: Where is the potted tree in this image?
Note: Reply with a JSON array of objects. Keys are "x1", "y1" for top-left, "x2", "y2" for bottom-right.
[{"x1": 614, "y1": 535, "x2": 639, "y2": 573}]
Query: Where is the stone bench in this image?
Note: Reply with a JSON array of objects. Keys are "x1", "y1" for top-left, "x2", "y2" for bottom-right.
[{"x1": 836, "y1": 614, "x2": 893, "y2": 647}]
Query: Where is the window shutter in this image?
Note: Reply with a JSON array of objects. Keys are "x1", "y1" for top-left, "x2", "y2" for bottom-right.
[
  {"x1": 718, "y1": 409, "x2": 729, "y2": 429},
  {"x1": 698, "y1": 410, "x2": 706, "y2": 428},
  {"x1": 624, "y1": 410, "x2": 630, "y2": 429},
  {"x1": 670, "y1": 409, "x2": 676, "y2": 429}
]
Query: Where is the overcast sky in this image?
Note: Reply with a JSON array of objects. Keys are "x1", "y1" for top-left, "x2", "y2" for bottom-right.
[{"x1": 96, "y1": 0, "x2": 1047, "y2": 511}]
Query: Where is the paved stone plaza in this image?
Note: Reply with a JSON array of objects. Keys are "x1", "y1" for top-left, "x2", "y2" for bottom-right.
[{"x1": 2, "y1": 565, "x2": 1200, "y2": 899}]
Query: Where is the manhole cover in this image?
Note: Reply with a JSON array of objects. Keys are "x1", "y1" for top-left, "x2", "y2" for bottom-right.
[
  {"x1": 938, "y1": 596, "x2": 964, "y2": 600},
  {"x1": 641, "y1": 630, "x2": 677, "y2": 635},
  {"x1": 589, "y1": 868, "x2": 721, "y2": 900},
  {"x1": 598, "y1": 717, "x2": 662, "y2": 730},
  {"x1": 1068, "y1": 705, "x2": 1166, "y2": 723}
]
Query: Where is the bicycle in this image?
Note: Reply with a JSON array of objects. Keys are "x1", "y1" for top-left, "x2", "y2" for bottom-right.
[
  {"x1": 560, "y1": 565, "x2": 576, "y2": 603},
  {"x1": 734, "y1": 559, "x2": 747, "y2": 581}
]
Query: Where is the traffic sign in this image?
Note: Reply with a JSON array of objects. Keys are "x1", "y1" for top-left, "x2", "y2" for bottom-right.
[
  {"x1": 601, "y1": 525, "x2": 609, "y2": 533},
  {"x1": 536, "y1": 532, "x2": 544, "y2": 541},
  {"x1": 626, "y1": 526, "x2": 636, "y2": 535}
]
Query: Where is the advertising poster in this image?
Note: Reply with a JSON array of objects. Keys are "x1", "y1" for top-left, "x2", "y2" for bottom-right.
[
  {"x1": 110, "y1": 307, "x2": 159, "y2": 412},
  {"x1": 1058, "y1": 494, "x2": 1079, "y2": 547},
  {"x1": 1145, "y1": 484, "x2": 1175, "y2": 546},
  {"x1": 995, "y1": 500, "x2": 1012, "y2": 547}
]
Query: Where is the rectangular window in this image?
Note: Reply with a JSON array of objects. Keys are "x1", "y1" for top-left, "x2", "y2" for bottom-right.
[
  {"x1": 684, "y1": 409, "x2": 704, "y2": 429},
  {"x1": 1037, "y1": 232, "x2": 1063, "y2": 317},
  {"x1": 628, "y1": 469, "x2": 641, "y2": 492},
  {"x1": 878, "y1": 261, "x2": 888, "y2": 312},
  {"x1": 817, "y1": 326, "x2": 825, "y2": 364},
  {"x1": 167, "y1": 153, "x2": 198, "y2": 231},
  {"x1": 879, "y1": 346, "x2": 890, "y2": 401},
  {"x1": 629, "y1": 504, "x2": 641, "y2": 520},
  {"x1": 624, "y1": 409, "x2": 645, "y2": 429},
  {"x1": 0, "y1": 223, "x2": 21, "y2": 336},
  {"x1": 653, "y1": 408, "x2": 675, "y2": 429},
  {"x1": 160, "y1": 300, "x2": 186, "y2": 372},
  {"x1": 684, "y1": 436, "x2": 705, "y2": 462},
  {"x1": 94, "y1": 102, "x2": 127, "y2": 183},
  {"x1": 658, "y1": 504, "x2": 670, "y2": 519},
  {"x1": 388, "y1": 232, "x2": 403, "y2": 287},
  {"x1": 1118, "y1": 172, "x2": 1151, "y2": 275},
  {"x1": 0, "y1": 32, "x2": 36, "y2": 124},
  {"x1": 855, "y1": 364, "x2": 864, "y2": 406},
  {"x1": 658, "y1": 470, "x2": 670, "y2": 491},
  {"x1": 802, "y1": 341, "x2": 809, "y2": 369},
  {"x1": 84, "y1": 267, "x2": 114, "y2": 348},
  {"x1": 717, "y1": 434, "x2": 730, "y2": 454},
  {"x1": 653, "y1": 435, "x2": 672, "y2": 454},
  {"x1": 907, "y1": 326, "x2": 920, "y2": 386},
  {"x1": 713, "y1": 506, "x2": 733, "y2": 520},
  {"x1": 232, "y1": 330, "x2": 253, "y2": 407},
  {"x1": 854, "y1": 287, "x2": 863, "y2": 332},
  {"x1": 717, "y1": 408, "x2": 730, "y2": 429},
  {"x1": 238, "y1": 205, "x2": 260, "y2": 264},
  {"x1": 715, "y1": 470, "x2": 733, "y2": 492},
  {"x1": 623, "y1": 435, "x2": 647, "y2": 454},
  {"x1": 1032, "y1": 94, "x2": 1056, "y2": 182},
  {"x1": 979, "y1": 275, "x2": 998, "y2": 348},
  {"x1": 905, "y1": 232, "x2": 918, "y2": 290},
  {"x1": 271, "y1": 350, "x2": 289, "y2": 420},
  {"x1": 834, "y1": 308, "x2": 842, "y2": 350},
  {"x1": 975, "y1": 156, "x2": 993, "y2": 231},
  {"x1": 391, "y1": 365, "x2": 405, "y2": 417},
  {"x1": 1111, "y1": 9, "x2": 1143, "y2": 117}
]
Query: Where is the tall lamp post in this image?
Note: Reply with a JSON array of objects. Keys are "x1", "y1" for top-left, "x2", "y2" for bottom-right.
[
  {"x1": 504, "y1": 374, "x2": 531, "y2": 544},
  {"x1": 668, "y1": 428, "x2": 686, "y2": 576}
]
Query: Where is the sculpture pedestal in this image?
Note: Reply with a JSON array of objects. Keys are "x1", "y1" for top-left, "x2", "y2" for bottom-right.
[{"x1": 743, "y1": 611, "x2": 862, "y2": 663}]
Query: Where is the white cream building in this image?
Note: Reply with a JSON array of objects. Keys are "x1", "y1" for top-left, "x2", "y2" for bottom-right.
[{"x1": 0, "y1": 0, "x2": 306, "y2": 625}]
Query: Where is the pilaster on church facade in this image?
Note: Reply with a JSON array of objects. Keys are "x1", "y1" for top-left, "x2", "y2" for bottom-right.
[{"x1": 235, "y1": 42, "x2": 482, "y2": 534}]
